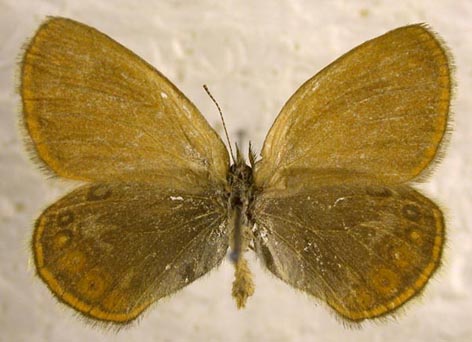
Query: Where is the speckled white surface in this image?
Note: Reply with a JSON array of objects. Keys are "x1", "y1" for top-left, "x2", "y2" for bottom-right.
[{"x1": 1, "y1": 1, "x2": 471, "y2": 341}]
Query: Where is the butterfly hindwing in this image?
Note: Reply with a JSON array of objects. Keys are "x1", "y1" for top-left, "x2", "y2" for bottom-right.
[
  {"x1": 253, "y1": 183, "x2": 444, "y2": 321},
  {"x1": 33, "y1": 182, "x2": 228, "y2": 324}
]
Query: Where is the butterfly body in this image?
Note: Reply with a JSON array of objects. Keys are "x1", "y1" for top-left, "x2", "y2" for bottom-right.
[
  {"x1": 225, "y1": 149, "x2": 257, "y2": 307},
  {"x1": 21, "y1": 18, "x2": 451, "y2": 325}
]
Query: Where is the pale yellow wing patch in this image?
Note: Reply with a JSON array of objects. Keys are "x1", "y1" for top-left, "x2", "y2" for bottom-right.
[
  {"x1": 253, "y1": 184, "x2": 444, "y2": 322},
  {"x1": 33, "y1": 182, "x2": 228, "y2": 324},
  {"x1": 255, "y1": 25, "x2": 451, "y2": 189},
  {"x1": 21, "y1": 17, "x2": 229, "y2": 187}
]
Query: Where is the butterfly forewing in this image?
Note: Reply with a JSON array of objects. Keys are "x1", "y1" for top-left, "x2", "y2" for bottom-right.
[
  {"x1": 21, "y1": 17, "x2": 229, "y2": 187},
  {"x1": 253, "y1": 183, "x2": 444, "y2": 321},
  {"x1": 255, "y1": 25, "x2": 451, "y2": 189},
  {"x1": 33, "y1": 182, "x2": 228, "y2": 324}
]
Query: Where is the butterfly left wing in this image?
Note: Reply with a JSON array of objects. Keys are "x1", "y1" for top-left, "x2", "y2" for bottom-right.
[
  {"x1": 252, "y1": 183, "x2": 444, "y2": 322},
  {"x1": 33, "y1": 182, "x2": 228, "y2": 324},
  {"x1": 255, "y1": 24, "x2": 451, "y2": 190}
]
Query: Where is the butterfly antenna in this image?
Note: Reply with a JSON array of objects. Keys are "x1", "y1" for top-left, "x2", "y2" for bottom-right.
[{"x1": 203, "y1": 84, "x2": 236, "y2": 163}]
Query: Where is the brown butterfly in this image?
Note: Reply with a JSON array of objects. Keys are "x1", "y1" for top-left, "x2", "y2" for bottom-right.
[{"x1": 20, "y1": 17, "x2": 451, "y2": 325}]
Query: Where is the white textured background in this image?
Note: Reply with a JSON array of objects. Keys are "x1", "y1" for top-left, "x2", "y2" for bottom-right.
[{"x1": 1, "y1": 1, "x2": 471, "y2": 341}]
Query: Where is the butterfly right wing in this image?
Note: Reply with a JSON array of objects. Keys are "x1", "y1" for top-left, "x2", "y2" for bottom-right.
[
  {"x1": 252, "y1": 183, "x2": 444, "y2": 322},
  {"x1": 33, "y1": 182, "x2": 228, "y2": 324},
  {"x1": 21, "y1": 17, "x2": 229, "y2": 188}
]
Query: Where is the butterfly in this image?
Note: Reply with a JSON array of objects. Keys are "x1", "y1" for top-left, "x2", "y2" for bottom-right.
[{"x1": 20, "y1": 17, "x2": 451, "y2": 325}]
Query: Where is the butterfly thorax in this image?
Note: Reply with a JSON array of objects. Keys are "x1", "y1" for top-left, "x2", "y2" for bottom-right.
[{"x1": 227, "y1": 149, "x2": 256, "y2": 308}]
